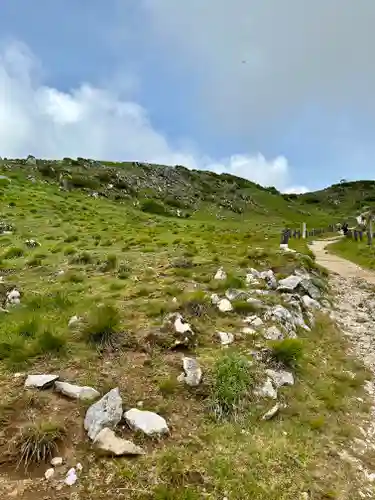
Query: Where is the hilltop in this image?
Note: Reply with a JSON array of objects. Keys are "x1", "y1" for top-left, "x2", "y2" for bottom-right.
[{"x1": 0, "y1": 157, "x2": 373, "y2": 499}]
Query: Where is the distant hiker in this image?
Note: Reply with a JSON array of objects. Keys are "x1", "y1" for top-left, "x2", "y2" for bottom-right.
[{"x1": 342, "y1": 222, "x2": 349, "y2": 235}]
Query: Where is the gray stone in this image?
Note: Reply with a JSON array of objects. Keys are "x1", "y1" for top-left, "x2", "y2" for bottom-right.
[
  {"x1": 68, "y1": 315, "x2": 80, "y2": 328},
  {"x1": 277, "y1": 275, "x2": 301, "y2": 292},
  {"x1": 25, "y1": 374, "x2": 59, "y2": 389},
  {"x1": 93, "y1": 428, "x2": 145, "y2": 456},
  {"x1": 51, "y1": 457, "x2": 63, "y2": 467},
  {"x1": 243, "y1": 314, "x2": 263, "y2": 327},
  {"x1": 260, "y1": 270, "x2": 278, "y2": 289},
  {"x1": 225, "y1": 289, "x2": 249, "y2": 301},
  {"x1": 265, "y1": 369, "x2": 294, "y2": 387},
  {"x1": 124, "y1": 408, "x2": 169, "y2": 436},
  {"x1": 302, "y1": 295, "x2": 321, "y2": 309},
  {"x1": 263, "y1": 326, "x2": 284, "y2": 340},
  {"x1": 55, "y1": 381, "x2": 100, "y2": 401},
  {"x1": 214, "y1": 267, "x2": 227, "y2": 280},
  {"x1": 299, "y1": 277, "x2": 321, "y2": 299},
  {"x1": 262, "y1": 403, "x2": 281, "y2": 420},
  {"x1": 84, "y1": 388, "x2": 123, "y2": 440},
  {"x1": 211, "y1": 293, "x2": 220, "y2": 305},
  {"x1": 217, "y1": 331, "x2": 234, "y2": 345},
  {"x1": 217, "y1": 298, "x2": 233, "y2": 312},
  {"x1": 264, "y1": 305, "x2": 295, "y2": 333},
  {"x1": 178, "y1": 357, "x2": 202, "y2": 386},
  {"x1": 254, "y1": 378, "x2": 278, "y2": 399}
]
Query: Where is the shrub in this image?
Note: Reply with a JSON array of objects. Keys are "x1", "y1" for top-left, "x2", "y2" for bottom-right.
[
  {"x1": 9, "y1": 421, "x2": 66, "y2": 470},
  {"x1": 209, "y1": 353, "x2": 253, "y2": 421},
  {"x1": 70, "y1": 251, "x2": 93, "y2": 265},
  {"x1": 82, "y1": 304, "x2": 121, "y2": 347},
  {"x1": 270, "y1": 338, "x2": 304, "y2": 368},
  {"x1": 2, "y1": 246, "x2": 24, "y2": 259},
  {"x1": 17, "y1": 317, "x2": 40, "y2": 338},
  {"x1": 232, "y1": 300, "x2": 259, "y2": 315},
  {"x1": 140, "y1": 199, "x2": 171, "y2": 216},
  {"x1": 100, "y1": 253, "x2": 118, "y2": 272}
]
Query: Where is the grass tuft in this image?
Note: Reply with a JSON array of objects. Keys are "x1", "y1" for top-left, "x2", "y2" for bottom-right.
[
  {"x1": 82, "y1": 304, "x2": 121, "y2": 347},
  {"x1": 9, "y1": 421, "x2": 66, "y2": 470}
]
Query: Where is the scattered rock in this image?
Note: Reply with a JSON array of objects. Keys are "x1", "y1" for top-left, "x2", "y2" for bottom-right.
[
  {"x1": 25, "y1": 239, "x2": 40, "y2": 248},
  {"x1": 260, "y1": 270, "x2": 278, "y2": 289},
  {"x1": 217, "y1": 331, "x2": 234, "y2": 345},
  {"x1": 243, "y1": 315, "x2": 263, "y2": 327},
  {"x1": 6, "y1": 288, "x2": 21, "y2": 306},
  {"x1": 254, "y1": 378, "x2": 278, "y2": 399},
  {"x1": 93, "y1": 428, "x2": 145, "y2": 456},
  {"x1": 55, "y1": 381, "x2": 100, "y2": 401},
  {"x1": 242, "y1": 327, "x2": 256, "y2": 335},
  {"x1": 211, "y1": 293, "x2": 220, "y2": 305},
  {"x1": 302, "y1": 295, "x2": 321, "y2": 309},
  {"x1": 299, "y1": 277, "x2": 321, "y2": 299},
  {"x1": 124, "y1": 408, "x2": 169, "y2": 436},
  {"x1": 277, "y1": 275, "x2": 301, "y2": 293},
  {"x1": 178, "y1": 357, "x2": 202, "y2": 386},
  {"x1": 264, "y1": 305, "x2": 296, "y2": 334},
  {"x1": 265, "y1": 369, "x2": 294, "y2": 387},
  {"x1": 225, "y1": 289, "x2": 249, "y2": 301},
  {"x1": 51, "y1": 457, "x2": 63, "y2": 467},
  {"x1": 65, "y1": 467, "x2": 78, "y2": 486},
  {"x1": 84, "y1": 388, "x2": 123, "y2": 440},
  {"x1": 214, "y1": 267, "x2": 227, "y2": 280},
  {"x1": 262, "y1": 403, "x2": 282, "y2": 420},
  {"x1": 155, "y1": 313, "x2": 196, "y2": 349},
  {"x1": 263, "y1": 325, "x2": 284, "y2": 340},
  {"x1": 68, "y1": 315, "x2": 80, "y2": 328},
  {"x1": 217, "y1": 298, "x2": 233, "y2": 312},
  {"x1": 25, "y1": 374, "x2": 59, "y2": 389},
  {"x1": 44, "y1": 468, "x2": 55, "y2": 480}
]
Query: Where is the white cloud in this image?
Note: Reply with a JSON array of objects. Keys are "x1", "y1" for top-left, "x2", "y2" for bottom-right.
[
  {"x1": 0, "y1": 41, "x2": 300, "y2": 191},
  {"x1": 282, "y1": 186, "x2": 309, "y2": 195}
]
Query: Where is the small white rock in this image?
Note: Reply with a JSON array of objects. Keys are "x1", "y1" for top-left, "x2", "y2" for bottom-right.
[
  {"x1": 65, "y1": 467, "x2": 78, "y2": 486},
  {"x1": 68, "y1": 315, "x2": 80, "y2": 328},
  {"x1": 214, "y1": 267, "x2": 227, "y2": 280},
  {"x1": 217, "y1": 331, "x2": 234, "y2": 345},
  {"x1": 55, "y1": 381, "x2": 100, "y2": 401},
  {"x1": 93, "y1": 428, "x2": 145, "y2": 456},
  {"x1": 262, "y1": 403, "x2": 282, "y2": 420},
  {"x1": 44, "y1": 468, "x2": 55, "y2": 480},
  {"x1": 265, "y1": 369, "x2": 294, "y2": 387},
  {"x1": 217, "y1": 298, "x2": 233, "y2": 312},
  {"x1": 51, "y1": 457, "x2": 63, "y2": 467},
  {"x1": 255, "y1": 378, "x2": 278, "y2": 399},
  {"x1": 124, "y1": 408, "x2": 169, "y2": 436},
  {"x1": 25, "y1": 374, "x2": 59, "y2": 389}
]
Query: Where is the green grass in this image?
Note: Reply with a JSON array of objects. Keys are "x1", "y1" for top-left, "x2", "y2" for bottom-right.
[{"x1": 0, "y1": 160, "x2": 371, "y2": 498}]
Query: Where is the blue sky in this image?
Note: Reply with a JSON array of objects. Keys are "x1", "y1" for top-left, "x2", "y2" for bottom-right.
[{"x1": 0, "y1": 0, "x2": 374, "y2": 192}]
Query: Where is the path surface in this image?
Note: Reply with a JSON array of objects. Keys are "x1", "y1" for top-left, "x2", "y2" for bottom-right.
[
  {"x1": 310, "y1": 237, "x2": 375, "y2": 284},
  {"x1": 310, "y1": 237, "x2": 375, "y2": 498}
]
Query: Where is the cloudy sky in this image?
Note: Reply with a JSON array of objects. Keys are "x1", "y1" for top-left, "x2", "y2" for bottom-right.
[{"x1": 0, "y1": 1, "x2": 374, "y2": 192}]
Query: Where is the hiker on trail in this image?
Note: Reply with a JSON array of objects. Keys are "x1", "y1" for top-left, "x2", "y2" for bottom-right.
[{"x1": 342, "y1": 222, "x2": 349, "y2": 235}]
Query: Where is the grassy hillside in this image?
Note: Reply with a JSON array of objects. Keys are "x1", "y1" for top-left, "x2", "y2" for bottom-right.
[{"x1": 0, "y1": 158, "x2": 372, "y2": 499}]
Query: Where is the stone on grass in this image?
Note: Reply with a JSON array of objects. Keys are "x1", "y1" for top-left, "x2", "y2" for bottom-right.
[
  {"x1": 217, "y1": 331, "x2": 234, "y2": 346},
  {"x1": 265, "y1": 369, "x2": 294, "y2": 387},
  {"x1": 84, "y1": 388, "x2": 123, "y2": 440},
  {"x1": 25, "y1": 239, "x2": 40, "y2": 248},
  {"x1": 211, "y1": 293, "x2": 220, "y2": 305},
  {"x1": 124, "y1": 408, "x2": 169, "y2": 436},
  {"x1": 157, "y1": 313, "x2": 196, "y2": 349},
  {"x1": 243, "y1": 315, "x2": 263, "y2": 327},
  {"x1": 263, "y1": 326, "x2": 284, "y2": 340},
  {"x1": 6, "y1": 289, "x2": 20, "y2": 306},
  {"x1": 242, "y1": 327, "x2": 256, "y2": 335},
  {"x1": 299, "y1": 277, "x2": 321, "y2": 299},
  {"x1": 25, "y1": 374, "x2": 59, "y2": 389},
  {"x1": 225, "y1": 289, "x2": 249, "y2": 301},
  {"x1": 55, "y1": 381, "x2": 100, "y2": 401},
  {"x1": 214, "y1": 267, "x2": 227, "y2": 280},
  {"x1": 262, "y1": 403, "x2": 282, "y2": 421},
  {"x1": 93, "y1": 428, "x2": 145, "y2": 456},
  {"x1": 254, "y1": 378, "x2": 277, "y2": 399},
  {"x1": 68, "y1": 315, "x2": 80, "y2": 328},
  {"x1": 260, "y1": 270, "x2": 278, "y2": 290},
  {"x1": 217, "y1": 298, "x2": 233, "y2": 312},
  {"x1": 178, "y1": 357, "x2": 202, "y2": 387}
]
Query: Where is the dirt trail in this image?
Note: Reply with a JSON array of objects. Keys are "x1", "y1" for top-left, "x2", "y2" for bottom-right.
[
  {"x1": 310, "y1": 237, "x2": 375, "y2": 498},
  {"x1": 310, "y1": 237, "x2": 375, "y2": 284}
]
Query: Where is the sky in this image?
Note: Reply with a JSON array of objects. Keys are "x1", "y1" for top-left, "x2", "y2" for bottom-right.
[{"x1": 0, "y1": 1, "x2": 374, "y2": 193}]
